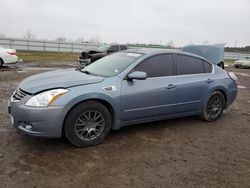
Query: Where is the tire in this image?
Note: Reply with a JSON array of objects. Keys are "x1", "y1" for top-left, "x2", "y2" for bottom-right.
[
  {"x1": 64, "y1": 101, "x2": 112, "y2": 147},
  {"x1": 0, "y1": 59, "x2": 3, "y2": 68},
  {"x1": 202, "y1": 91, "x2": 225, "y2": 122}
]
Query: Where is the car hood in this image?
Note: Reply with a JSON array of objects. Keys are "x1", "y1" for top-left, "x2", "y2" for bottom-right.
[
  {"x1": 235, "y1": 59, "x2": 250, "y2": 63},
  {"x1": 182, "y1": 44, "x2": 225, "y2": 65},
  {"x1": 19, "y1": 68, "x2": 104, "y2": 94}
]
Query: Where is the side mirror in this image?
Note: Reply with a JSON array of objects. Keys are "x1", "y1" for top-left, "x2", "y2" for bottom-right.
[{"x1": 127, "y1": 71, "x2": 147, "y2": 80}]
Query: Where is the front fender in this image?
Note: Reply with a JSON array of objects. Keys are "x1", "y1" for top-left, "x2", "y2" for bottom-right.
[{"x1": 51, "y1": 83, "x2": 121, "y2": 131}]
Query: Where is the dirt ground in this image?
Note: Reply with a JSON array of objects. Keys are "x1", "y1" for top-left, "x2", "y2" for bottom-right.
[{"x1": 0, "y1": 61, "x2": 250, "y2": 188}]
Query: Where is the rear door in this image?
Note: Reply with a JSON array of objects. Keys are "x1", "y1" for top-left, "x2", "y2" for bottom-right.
[
  {"x1": 175, "y1": 54, "x2": 214, "y2": 113},
  {"x1": 120, "y1": 54, "x2": 177, "y2": 121}
]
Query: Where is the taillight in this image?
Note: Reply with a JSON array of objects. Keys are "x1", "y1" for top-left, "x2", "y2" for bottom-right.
[
  {"x1": 7, "y1": 51, "x2": 16, "y2": 56},
  {"x1": 228, "y1": 72, "x2": 237, "y2": 83}
]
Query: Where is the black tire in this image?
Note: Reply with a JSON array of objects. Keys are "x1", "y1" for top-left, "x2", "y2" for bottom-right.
[
  {"x1": 64, "y1": 101, "x2": 112, "y2": 147},
  {"x1": 0, "y1": 59, "x2": 3, "y2": 68},
  {"x1": 202, "y1": 91, "x2": 225, "y2": 122}
]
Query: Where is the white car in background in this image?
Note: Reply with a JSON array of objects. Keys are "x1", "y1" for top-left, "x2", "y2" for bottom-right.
[
  {"x1": 234, "y1": 57, "x2": 250, "y2": 69},
  {"x1": 0, "y1": 46, "x2": 18, "y2": 67}
]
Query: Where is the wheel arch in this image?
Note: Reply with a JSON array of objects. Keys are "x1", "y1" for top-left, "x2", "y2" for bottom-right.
[
  {"x1": 62, "y1": 98, "x2": 116, "y2": 137},
  {"x1": 211, "y1": 88, "x2": 228, "y2": 108}
]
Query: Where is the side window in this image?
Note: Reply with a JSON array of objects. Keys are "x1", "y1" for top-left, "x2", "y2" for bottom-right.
[
  {"x1": 203, "y1": 60, "x2": 212, "y2": 73},
  {"x1": 177, "y1": 55, "x2": 204, "y2": 75},
  {"x1": 134, "y1": 54, "x2": 174, "y2": 78},
  {"x1": 120, "y1": 45, "x2": 127, "y2": 51},
  {"x1": 109, "y1": 45, "x2": 119, "y2": 52}
]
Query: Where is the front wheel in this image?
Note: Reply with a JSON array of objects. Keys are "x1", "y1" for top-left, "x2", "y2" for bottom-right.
[
  {"x1": 64, "y1": 101, "x2": 112, "y2": 147},
  {"x1": 202, "y1": 91, "x2": 225, "y2": 122}
]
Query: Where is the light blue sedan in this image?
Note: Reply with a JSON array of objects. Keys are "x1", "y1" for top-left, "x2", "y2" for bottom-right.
[{"x1": 9, "y1": 49, "x2": 238, "y2": 147}]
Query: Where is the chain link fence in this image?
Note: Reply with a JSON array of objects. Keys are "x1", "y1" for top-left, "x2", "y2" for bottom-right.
[
  {"x1": 0, "y1": 37, "x2": 100, "y2": 53},
  {"x1": 0, "y1": 37, "x2": 249, "y2": 59}
]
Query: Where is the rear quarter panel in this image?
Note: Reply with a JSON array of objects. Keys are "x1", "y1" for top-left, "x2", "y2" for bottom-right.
[{"x1": 204, "y1": 67, "x2": 237, "y2": 108}]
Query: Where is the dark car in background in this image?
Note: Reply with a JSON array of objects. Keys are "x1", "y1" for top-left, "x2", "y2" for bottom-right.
[{"x1": 78, "y1": 44, "x2": 128, "y2": 66}]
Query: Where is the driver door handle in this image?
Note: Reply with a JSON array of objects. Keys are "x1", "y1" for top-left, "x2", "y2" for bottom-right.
[{"x1": 206, "y1": 79, "x2": 214, "y2": 84}]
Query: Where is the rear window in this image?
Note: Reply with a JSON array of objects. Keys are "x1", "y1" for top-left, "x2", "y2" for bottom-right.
[
  {"x1": 177, "y1": 55, "x2": 212, "y2": 75},
  {"x1": 120, "y1": 45, "x2": 127, "y2": 50},
  {"x1": 203, "y1": 60, "x2": 212, "y2": 73},
  {"x1": 109, "y1": 45, "x2": 119, "y2": 52}
]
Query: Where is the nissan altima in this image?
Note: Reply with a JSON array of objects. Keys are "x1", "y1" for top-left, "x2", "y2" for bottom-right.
[{"x1": 8, "y1": 49, "x2": 237, "y2": 147}]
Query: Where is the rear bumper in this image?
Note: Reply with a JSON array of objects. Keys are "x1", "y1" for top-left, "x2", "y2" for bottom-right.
[
  {"x1": 226, "y1": 82, "x2": 238, "y2": 108},
  {"x1": 4, "y1": 55, "x2": 18, "y2": 64},
  {"x1": 9, "y1": 100, "x2": 65, "y2": 138}
]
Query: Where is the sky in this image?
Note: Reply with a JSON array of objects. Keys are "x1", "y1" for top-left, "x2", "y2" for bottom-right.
[{"x1": 0, "y1": 0, "x2": 249, "y2": 47}]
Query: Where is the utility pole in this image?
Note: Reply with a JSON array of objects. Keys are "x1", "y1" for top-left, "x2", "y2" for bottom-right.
[{"x1": 234, "y1": 40, "x2": 237, "y2": 47}]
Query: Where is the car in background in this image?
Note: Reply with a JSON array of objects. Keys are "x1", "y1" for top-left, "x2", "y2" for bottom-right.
[
  {"x1": 78, "y1": 44, "x2": 128, "y2": 66},
  {"x1": 234, "y1": 57, "x2": 250, "y2": 69},
  {"x1": 0, "y1": 46, "x2": 18, "y2": 67},
  {"x1": 9, "y1": 48, "x2": 237, "y2": 147},
  {"x1": 182, "y1": 44, "x2": 225, "y2": 69}
]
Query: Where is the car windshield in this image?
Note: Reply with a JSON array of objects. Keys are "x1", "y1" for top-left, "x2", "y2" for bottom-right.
[
  {"x1": 81, "y1": 52, "x2": 143, "y2": 77},
  {"x1": 97, "y1": 44, "x2": 110, "y2": 52}
]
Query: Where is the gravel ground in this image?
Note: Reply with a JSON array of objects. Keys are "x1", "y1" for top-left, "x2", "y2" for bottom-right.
[{"x1": 0, "y1": 61, "x2": 250, "y2": 188}]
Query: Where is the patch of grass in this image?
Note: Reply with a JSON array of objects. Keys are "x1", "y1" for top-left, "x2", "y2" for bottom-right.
[
  {"x1": 17, "y1": 51, "x2": 79, "y2": 62},
  {"x1": 16, "y1": 51, "x2": 238, "y2": 65},
  {"x1": 225, "y1": 59, "x2": 235, "y2": 64}
]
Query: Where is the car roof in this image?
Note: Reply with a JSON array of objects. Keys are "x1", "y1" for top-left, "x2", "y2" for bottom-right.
[{"x1": 124, "y1": 48, "x2": 209, "y2": 62}]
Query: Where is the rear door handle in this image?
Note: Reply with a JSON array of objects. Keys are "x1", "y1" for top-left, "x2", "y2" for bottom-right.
[
  {"x1": 166, "y1": 84, "x2": 176, "y2": 89},
  {"x1": 206, "y1": 79, "x2": 214, "y2": 83}
]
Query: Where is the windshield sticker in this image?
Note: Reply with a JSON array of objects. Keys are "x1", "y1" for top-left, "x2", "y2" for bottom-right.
[{"x1": 127, "y1": 53, "x2": 142, "y2": 57}]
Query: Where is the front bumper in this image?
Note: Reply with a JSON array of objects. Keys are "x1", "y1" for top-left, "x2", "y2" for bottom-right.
[
  {"x1": 234, "y1": 63, "x2": 250, "y2": 68},
  {"x1": 5, "y1": 55, "x2": 18, "y2": 64},
  {"x1": 8, "y1": 100, "x2": 65, "y2": 138},
  {"x1": 78, "y1": 57, "x2": 91, "y2": 66}
]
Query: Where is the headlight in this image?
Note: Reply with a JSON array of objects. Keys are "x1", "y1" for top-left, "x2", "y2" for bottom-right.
[{"x1": 25, "y1": 89, "x2": 69, "y2": 107}]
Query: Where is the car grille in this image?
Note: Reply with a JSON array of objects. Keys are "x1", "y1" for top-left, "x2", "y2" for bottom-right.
[{"x1": 12, "y1": 88, "x2": 29, "y2": 101}]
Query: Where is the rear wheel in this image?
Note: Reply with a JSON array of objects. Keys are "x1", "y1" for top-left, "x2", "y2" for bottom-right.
[
  {"x1": 202, "y1": 91, "x2": 225, "y2": 121},
  {"x1": 64, "y1": 101, "x2": 112, "y2": 147}
]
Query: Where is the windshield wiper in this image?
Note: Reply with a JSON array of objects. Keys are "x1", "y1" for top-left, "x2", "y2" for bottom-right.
[
  {"x1": 80, "y1": 70, "x2": 91, "y2": 74},
  {"x1": 78, "y1": 68, "x2": 107, "y2": 77}
]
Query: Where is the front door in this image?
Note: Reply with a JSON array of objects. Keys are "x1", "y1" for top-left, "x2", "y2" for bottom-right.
[{"x1": 120, "y1": 53, "x2": 177, "y2": 121}]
